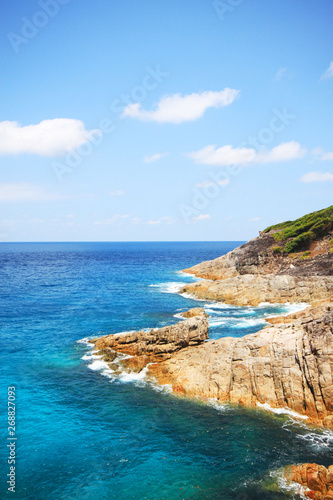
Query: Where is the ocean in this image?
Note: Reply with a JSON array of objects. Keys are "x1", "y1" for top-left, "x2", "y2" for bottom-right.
[{"x1": 1, "y1": 241, "x2": 332, "y2": 500}]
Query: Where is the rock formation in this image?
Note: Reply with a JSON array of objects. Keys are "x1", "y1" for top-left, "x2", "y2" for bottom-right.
[
  {"x1": 180, "y1": 274, "x2": 333, "y2": 306},
  {"x1": 179, "y1": 307, "x2": 208, "y2": 318},
  {"x1": 88, "y1": 207, "x2": 333, "y2": 429},
  {"x1": 285, "y1": 463, "x2": 333, "y2": 499},
  {"x1": 148, "y1": 303, "x2": 333, "y2": 428},
  {"x1": 90, "y1": 313, "x2": 209, "y2": 372}
]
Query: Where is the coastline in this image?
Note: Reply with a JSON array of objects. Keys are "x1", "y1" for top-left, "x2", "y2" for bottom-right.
[{"x1": 82, "y1": 226, "x2": 333, "y2": 497}]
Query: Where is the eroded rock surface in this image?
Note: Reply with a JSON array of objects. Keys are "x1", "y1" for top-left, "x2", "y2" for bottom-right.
[
  {"x1": 148, "y1": 304, "x2": 333, "y2": 428},
  {"x1": 285, "y1": 463, "x2": 333, "y2": 499},
  {"x1": 90, "y1": 314, "x2": 209, "y2": 372},
  {"x1": 181, "y1": 274, "x2": 333, "y2": 306}
]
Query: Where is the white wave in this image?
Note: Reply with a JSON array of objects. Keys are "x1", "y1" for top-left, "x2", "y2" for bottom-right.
[
  {"x1": 77, "y1": 337, "x2": 95, "y2": 347},
  {"x1": 175, "y1": 271, "x2": 195, "y2": 277},
  {"x1": 206, "y1": 399, "x2": 227, "y2": 412},
  {"x1": 173, "y1": 312, "x2": 186, "y2": 319},
  {"x1": 232, "y1": 318, "x2": 266, "y2": 328},
  {"x1": 118, "y1": 365, "x2": 150, "y2": 384},
  {"x1": 81, "y1": 351, "x2": 100, "y2": 361},
  {"x1": 271, "y1": 470, "x2": 308, "y2": 499},
  {"x1": 88, "y1": 359, "x2": 107, "y2": 371},
  {"x1": 208, "y1": 319, "x2": 228, "y2": 327},
  {"x1": 257, "y1": 402, "x2": 308, "y2": 420},
  {"x1": 296, "y1": 429, "x2": 333, "y2": 449},
  {"x1": 203, "y1": 302, "x2": 236, "y2": 309},
  {"x1": 87, "y1": 357, "x2": 115, "y2": 380},
  {"x1": 149, "y1": 282, "x2": 187, "y2": 294},
  {"x1": 179, "y1": 292, "x2": 207, "y2": 301}
]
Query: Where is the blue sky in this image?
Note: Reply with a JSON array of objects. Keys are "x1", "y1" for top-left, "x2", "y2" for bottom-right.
[{"x1": 0, "y1": 0, "x2": 332, "y2": 241}]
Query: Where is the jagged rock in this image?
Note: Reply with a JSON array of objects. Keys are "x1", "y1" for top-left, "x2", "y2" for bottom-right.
[
  {"x1": 180, "y1": 307, "x2": 208, "y2": 318},
  {"x1": 285, "y1": 463, "x2": 333, "y2": 499},
  {"x1": 90, "y1": 316, "x2": 209, "y2": 367},
  {"x1": 148, "y1": 305, "x2": 333, "y2": 428}
]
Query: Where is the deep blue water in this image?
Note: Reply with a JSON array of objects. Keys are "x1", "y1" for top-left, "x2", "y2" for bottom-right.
[{"x1": 1, "y1": 242, "x2": 332, "y2": 500}]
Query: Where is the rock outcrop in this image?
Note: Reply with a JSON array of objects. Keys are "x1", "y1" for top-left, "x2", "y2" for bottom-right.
[
  {"x1": 180, "y1": 274, "x2": 333, "y2": 306},
  {"x1": 285, "y1": 463, "x2": 333, "y2": 499},
  {"x1": 90, "y1": 314, "x2": 209, "y2": 372},
  {"x1": 182, "y1": 211, "x2": 333, "y2": 305},
  {"x1": 148, "y1": 304, "x2": 333, "y2": 428},
  {"x1": 179, "y1": 307, "x2": 208, "y2": 318}
]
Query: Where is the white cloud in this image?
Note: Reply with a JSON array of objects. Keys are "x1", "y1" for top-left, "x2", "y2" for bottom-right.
[
  {"x1": 256, "y1": 141, "x2": 306, "y2": 163},
  {"x1": 322, "y1": 152, "x2": 333, "y2": 161},
  {"x1": 311, "y1": 148, "x2": 333, "y2": 161},
  {"x1": 122, "y1": 89, "x2": 239, "y2": 124},
  {"x1": 94, "y1": 215, "x2": 130, "y2": 225},
  {"x1": 146, "y1": 220, "x2": 161, "y2": 225},
  {"x1": 320, "y1": 61, "x2": 333, "y2": 80},
  {"x1": 189, "y1": 145, "x2": 255, "y2": 166},
  {"x1": 191, "y1": 214, "x2": 211, "y2": 222},
  {"x1": 109, "y1": 190, "x2": 125, "y2": 196},
  {"x1": 143, "y1": 153, "x2": 168, "y2": 163},
  {"x1": 188, "y1": 141, "x2": 306, "y2": 167},
  {"x1": 274, "y1": 67, "x2": 287, "y2": 81},
  {"x1": 146, "y1": 216, "x2": 175, "y2": 225},
  {"x1": 250, "y1": 217, "x2": 260, "y2": 222},
  {"x1": 0, "y1": 183, "x2": 65, "y2": 202},
  {"x1": 0, "y1": 119, "x2": 98, "y2": 156},
  {"x1": 300, "y1": 171, "x2": 333, "y2": 183}
]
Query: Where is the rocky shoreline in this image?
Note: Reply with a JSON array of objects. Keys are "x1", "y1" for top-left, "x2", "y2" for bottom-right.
[{"x1": 88, "y1": 216, "x2": 333, "y2": 497}]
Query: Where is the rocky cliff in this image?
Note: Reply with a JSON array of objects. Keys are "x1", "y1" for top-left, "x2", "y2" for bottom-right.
[{"x1": 181, "y1": 207, "x2": 333, "y2": 305}]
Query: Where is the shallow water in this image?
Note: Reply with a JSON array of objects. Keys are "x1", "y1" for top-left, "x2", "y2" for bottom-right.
[{"x1": 0, "y1": 242, "x2": 331, "y2": 499}]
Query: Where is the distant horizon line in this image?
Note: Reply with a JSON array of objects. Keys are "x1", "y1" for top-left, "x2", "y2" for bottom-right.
[{"x1": 0, "y1": 240, "x2": 246, "y2": 244}]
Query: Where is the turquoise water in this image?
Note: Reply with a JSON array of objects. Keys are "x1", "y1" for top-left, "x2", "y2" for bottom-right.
[{"x1": 1, "y1": 242, "x2": 332, "y2": 500}]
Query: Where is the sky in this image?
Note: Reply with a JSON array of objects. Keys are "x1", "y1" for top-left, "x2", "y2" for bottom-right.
[{"x1": 0, "y1": 0, "x2": 332, "y2": 242}]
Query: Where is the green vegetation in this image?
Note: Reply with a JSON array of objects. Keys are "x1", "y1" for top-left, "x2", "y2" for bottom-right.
[
  {"x1": 273, "y1": 246, "x2": 283, "y2": 255},
  {"x1": 299, "y1": 250, "x2": 311, "y2": 260},
  {"x1": 264, "y1": 206, "x2": 333, "y2": 254}
]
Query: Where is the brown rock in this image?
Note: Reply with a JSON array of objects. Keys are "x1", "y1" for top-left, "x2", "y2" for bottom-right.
[
  {"x1": 285, "y1": 463, "x2": 333, "y2": 499},
  {"x1": 180, "y1": 307, "x2": 208, "y2": 318},
  {"x1": 180, "y1": 274, "x2": 333, "y2": 306},
  {"x1": 90, "y1": 316, "x2": 209, "y2": 371},
  {"x1": 148, "y1": 304, "x2": 333, "y2": 428}
]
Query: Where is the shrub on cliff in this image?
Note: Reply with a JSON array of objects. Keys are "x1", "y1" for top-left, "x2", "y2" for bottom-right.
[{"x1": 264, "y1": 205, "x2": 333, "y2": 254}]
